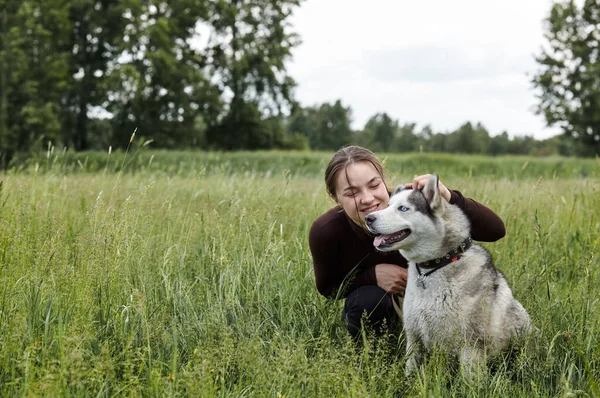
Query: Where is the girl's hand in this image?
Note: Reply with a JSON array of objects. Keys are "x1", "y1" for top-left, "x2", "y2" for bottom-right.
[
  {"x1": 375, "y1": 263, "x2": 408, "y2": 295},
  {"x1": 405, "y1": 174, "x2": 451, "y2": 202}
]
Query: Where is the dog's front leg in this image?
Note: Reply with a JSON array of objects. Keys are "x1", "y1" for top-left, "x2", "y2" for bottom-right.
[
  {"x1": 458, "y1": 346, "x2": 486, "y2": 381},
  {"x1": 405, "y1": 331, "x2": 424, "y2": 377}
]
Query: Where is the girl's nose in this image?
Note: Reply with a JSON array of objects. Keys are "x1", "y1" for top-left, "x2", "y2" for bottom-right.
[{"x1": 360, "y1": 191, "x2": 374, "y2": 204}]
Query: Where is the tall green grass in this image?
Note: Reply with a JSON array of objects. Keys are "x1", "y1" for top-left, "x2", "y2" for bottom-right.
[
  {"x1": 7, "y1": 147, "x2": 600, "y2": 179},
  {"x1": 0, "y1": 151, "x2": 598, "y2": 396}
]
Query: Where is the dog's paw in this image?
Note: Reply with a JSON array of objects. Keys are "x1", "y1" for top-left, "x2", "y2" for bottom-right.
[{"x1": 405, "y1": 357, "x2": 419, "y2": 378}]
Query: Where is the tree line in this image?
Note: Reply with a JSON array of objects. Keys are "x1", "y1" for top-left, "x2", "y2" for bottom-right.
[
  {"x1": 0, "y1": 0, "x2": 305, "y2": 168},
  {"x1": 286, "y1": 100, "x2": 589, "y2": 156},
  {"x1": 0, "y1": 0, "x2": 598, "y2": 169}
]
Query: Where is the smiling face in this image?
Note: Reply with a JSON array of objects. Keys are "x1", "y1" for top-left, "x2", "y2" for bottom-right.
[{"x1": 332, "y1": 161, "x2": 390, "y2": 228}]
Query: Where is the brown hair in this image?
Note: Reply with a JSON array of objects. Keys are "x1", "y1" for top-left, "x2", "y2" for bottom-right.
[{"x1": 325, "y1": 145, "x2": 386, "y2": 199}]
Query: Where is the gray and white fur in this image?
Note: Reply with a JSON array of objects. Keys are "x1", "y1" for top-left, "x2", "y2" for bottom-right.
[{"x1": 365, "y1": 175, "x2": 531, "y2": 377}]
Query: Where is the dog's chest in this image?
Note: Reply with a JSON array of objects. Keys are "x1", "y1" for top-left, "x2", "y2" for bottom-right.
[{"x1": 403, "y1": 263, "x2": 476, "y2": 346}]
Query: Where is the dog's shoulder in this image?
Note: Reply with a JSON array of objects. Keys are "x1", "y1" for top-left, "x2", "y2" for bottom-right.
[{"x1": 457, "y1": 243, "x2": 514, "y2": 297}]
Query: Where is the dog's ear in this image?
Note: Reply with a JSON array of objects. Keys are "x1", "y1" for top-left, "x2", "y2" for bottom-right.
[
  {"x1": 391, "y1": 184, "x2": 407, "y2": 198},
  {"x1": 422, "y1": 174, "x2": 443, "y2": 211}
]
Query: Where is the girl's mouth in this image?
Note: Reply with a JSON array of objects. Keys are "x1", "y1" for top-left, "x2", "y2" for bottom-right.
[{"x1": 362, "y1": 204, "x2": 379, "y2": 214}]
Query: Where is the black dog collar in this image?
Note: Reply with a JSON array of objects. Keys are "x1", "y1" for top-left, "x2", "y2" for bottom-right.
[{"x1": 415, "y1": 237, "x2": 473, "y2": 289}]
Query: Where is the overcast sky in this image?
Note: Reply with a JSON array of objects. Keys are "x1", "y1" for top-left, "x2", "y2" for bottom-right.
[{"x1": 287, "y1": 0, "x2": 566, "y2": 139}]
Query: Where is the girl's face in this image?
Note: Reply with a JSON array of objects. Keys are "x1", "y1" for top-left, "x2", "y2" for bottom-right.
[{"x1": 332, "y1": 161, "x2": 390, "y2": 228}]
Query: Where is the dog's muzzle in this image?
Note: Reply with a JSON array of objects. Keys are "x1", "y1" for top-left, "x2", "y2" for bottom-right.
[{"x1": 365, "y1": 214, "x2": 411, "y2": 249}]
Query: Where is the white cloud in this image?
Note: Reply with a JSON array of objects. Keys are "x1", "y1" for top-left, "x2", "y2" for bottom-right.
[
  {"x1": 363, "y1": 45, "x2": 533, "y2": 82},
  {"x1": 287, "y1": 0, "x2": 562, "y2": 139}
]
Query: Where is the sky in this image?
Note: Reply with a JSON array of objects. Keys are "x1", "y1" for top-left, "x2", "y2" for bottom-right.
[{"x1": 287, "y1": 0, "x2": 567, "y2": 139}]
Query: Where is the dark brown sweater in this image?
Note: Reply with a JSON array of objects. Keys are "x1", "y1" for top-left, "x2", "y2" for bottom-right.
[{"x1": 309, "y1": 190, "x2": 506, "y2": 299}]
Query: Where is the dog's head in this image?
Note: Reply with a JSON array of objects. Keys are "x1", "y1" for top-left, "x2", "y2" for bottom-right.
[{"x1": 365, "y1": 174, "x2": 445, "y2": 252}]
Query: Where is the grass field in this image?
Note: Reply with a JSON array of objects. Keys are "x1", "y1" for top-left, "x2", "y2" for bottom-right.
[{"x1": 0, "y1": 150, "x2": 599, "y2": 396}]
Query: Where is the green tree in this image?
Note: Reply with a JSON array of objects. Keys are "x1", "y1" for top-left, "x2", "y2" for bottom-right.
[
  {"x1": 0, "y1": 1, "x2": 16, "y2": 168},
  {"x1": 364, "y1": 112, "x2": 397, "y2": 152},
  {"x1": 509, "y1": 135, "x2": 536, "y2": 155},
  {"x1": 286, "y1": 100, "x2": 353, "y2": 150},
  {"x1": 0, "y1": 0, "x2": 71, "y2": 168},
  {"x1": 488, "y1": 131, "x2": 511, "y2": 156},
  {"x1": 204, "y1": 0, "x2": 303, "y2": 149},
  {"x1": 286, "y1": 106, "x2": 319, "y2": 146},
  {"x1": 395, "y1": 122, "x2": 419, "y2": 152},
  {"x1": 313, "y1": 100, "x2": 353, "y2": 150},
  {"x1": 426, "y1": 132, "x2": 448, "y2": 153},
  {"x1": 106, "y1": 0, "x2": 216, "y2": 148},
  {"x1": 533, "y1": 0, "x2": 600, "y2": 156},
  {"x1": 447, "y1": 122, "x2": 490, "y2": 154},
  {"x1": 62, "y1": 0, "x2": 128, "y2": 150},
  {"x1": 349, "y1": 127, "x2": 374, "y2": 149}
]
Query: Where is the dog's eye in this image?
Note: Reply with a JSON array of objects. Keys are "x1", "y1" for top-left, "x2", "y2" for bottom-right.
[{"x1": 398, "y1": 205, "x2": 409, "y2": 212}]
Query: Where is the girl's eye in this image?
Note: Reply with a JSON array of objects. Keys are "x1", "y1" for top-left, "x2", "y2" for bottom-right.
[
  {"x1": 398, "y1": 205, "x2": 409, "y2": 212},
  {"x1": 370, "y1": 183, "x2": 380, "y2": 189}
]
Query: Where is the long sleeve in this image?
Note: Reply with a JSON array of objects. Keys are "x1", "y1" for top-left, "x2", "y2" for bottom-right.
[
  {"x1": 449, "y1": 190, "x2": 506, "y2": 242},
  {"x1": 309, "y1": 217, "x2": 378, "y2": 298}
]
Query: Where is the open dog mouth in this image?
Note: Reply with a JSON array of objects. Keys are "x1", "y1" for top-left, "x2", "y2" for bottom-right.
[{"x1": 373, "y1": 229, "x2": 411, "y2": 248}]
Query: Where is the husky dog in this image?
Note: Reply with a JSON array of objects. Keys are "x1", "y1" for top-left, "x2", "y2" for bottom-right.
[{"x1": 365, "y1": 175, "x2": 531, "y2": 377}]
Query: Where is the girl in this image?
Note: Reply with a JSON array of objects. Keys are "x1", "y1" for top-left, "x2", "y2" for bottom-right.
[{"x1": 309, "y1": 146, "x2": 506, "y2": 338}]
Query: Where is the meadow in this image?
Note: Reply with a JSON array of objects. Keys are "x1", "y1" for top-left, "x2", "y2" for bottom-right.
[{"x1": 0, "y1": 149, "x2": 599, "y2": 397}]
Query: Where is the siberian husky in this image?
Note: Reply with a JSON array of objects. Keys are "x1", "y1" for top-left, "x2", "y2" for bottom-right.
[{"x1": 365, "y1": 175, "x2": 531, "y2": 377}]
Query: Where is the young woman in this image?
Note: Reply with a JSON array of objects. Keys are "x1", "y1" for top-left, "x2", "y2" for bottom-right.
[{"x1": 309, "y1": 146, "x2": 506, "y2": 339}]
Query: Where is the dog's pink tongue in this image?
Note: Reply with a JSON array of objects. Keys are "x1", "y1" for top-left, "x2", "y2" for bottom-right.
[{"x1": 373, "y1": 235, "x2": 385, "y2": 247}]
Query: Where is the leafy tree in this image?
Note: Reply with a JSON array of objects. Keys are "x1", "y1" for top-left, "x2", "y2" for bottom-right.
[
  {"x1": 509, "y1": 135, "x2": 536, "y2": 155},
  {"x1": 286, "y1": 100, "x2": 353, "y2": 150},
  {"x1": 446, "y1": 122, "x2": 490, "y2": 154},
  {"x1": 426, "y1": 132, "x2": 448, "y2": 153},
  {"x1": 395, "y1": 122, "x2": 419, "y2": 152},
  {"x1": 287, "y1": 106, "x2": 317, "y2": 137},
  {"x1": 204, "y1": 0, "x2": 303, "y2": 149},
  {"x1": 106, "y1": 0, "x2": 216, "y2": 148},
  {"x1": 549, "y1": 134, "x2": 588, "y2": 156},
  {"x1": 286, "y1": 106, "x2": 319, "y2": 147},
  {"x1": 364, "y1": 112, "x2": 397, "y2": 152},
  {"x1": 0, "y1": 0, "x2": 71, "y2": 168},
  {"x1": 210, "y1": 100, "x2": 270, "y2": 149},
  {"x1": 349, "y1": 127, "x2": 374, "y2": 149},
  {"x1": 419, "y1": 125, "x2": 434, "y2": 141},
  {"x1": 62, "y1": 0, "x2": 128, "y2": 150},
  {"x1": 489, "y1": 131, "x2": 511, "y2": 156},
  {"x1": 0, "y1": 1, "x2": 16, "y2": 168},
  {"x1": 313, "y1": 100, "x2": 353, "y2": 150},
  {"x1": 533, "y1": 0, "x2": 600, "y2": 156}
]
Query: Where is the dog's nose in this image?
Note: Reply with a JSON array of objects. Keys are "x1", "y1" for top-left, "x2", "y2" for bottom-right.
[{"x1": 365, "y1": 214, "x2": 376, "y2": 225}]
